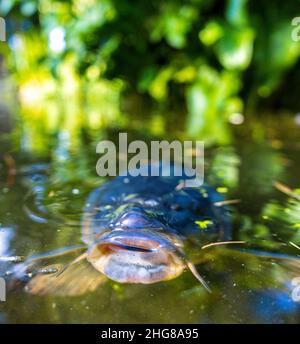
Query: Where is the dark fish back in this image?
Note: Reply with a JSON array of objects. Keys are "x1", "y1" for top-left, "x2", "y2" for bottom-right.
[{"x1": 82, "y1": 173, "x2": 231, "y2": 244}]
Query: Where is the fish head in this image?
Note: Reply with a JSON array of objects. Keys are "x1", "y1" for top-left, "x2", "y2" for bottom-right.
[{"x1": 87, "y1": 229, "x2": 185, "y2": 284}]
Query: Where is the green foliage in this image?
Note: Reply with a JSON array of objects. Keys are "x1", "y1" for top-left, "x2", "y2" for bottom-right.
[{"x1": 1, "y1": 0, "x2": 300, "y2": 143}]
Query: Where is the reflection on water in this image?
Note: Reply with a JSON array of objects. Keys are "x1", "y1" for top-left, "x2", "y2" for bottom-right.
[{"x1": 0, "y1": 103, "x2": 300, "y2": 323}]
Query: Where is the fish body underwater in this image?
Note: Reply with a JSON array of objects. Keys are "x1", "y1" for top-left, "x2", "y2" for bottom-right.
[
  {"x1": 6, "y1": 163, "x2": 234, "y2": 295},
  {"x1": 5, "y1": 164, "x2": 300, "y2": 297},
  {"x1": 82, "y1": 166, "x2": 231, "y2": 285}
]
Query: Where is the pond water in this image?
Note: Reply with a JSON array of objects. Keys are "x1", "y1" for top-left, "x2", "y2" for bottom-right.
[{"x1": 0, "y1": 102, "x2": 300, "y2": 323}]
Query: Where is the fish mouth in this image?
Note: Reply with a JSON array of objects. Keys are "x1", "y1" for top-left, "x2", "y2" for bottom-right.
[{"x1": 87, "y1": 230, "x2": 185, "y2": 284}]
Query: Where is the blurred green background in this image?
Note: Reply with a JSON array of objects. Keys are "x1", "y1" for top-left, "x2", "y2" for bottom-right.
[{"x1": 1, "y1": 0, "x2": 300, "y2": 148}]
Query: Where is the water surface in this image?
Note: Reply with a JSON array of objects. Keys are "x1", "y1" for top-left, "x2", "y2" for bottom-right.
[{"x1": 0, "y1": 106, "x2": 300, "y2": 324}]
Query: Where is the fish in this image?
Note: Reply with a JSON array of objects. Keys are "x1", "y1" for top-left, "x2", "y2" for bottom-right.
[
  {"x1": 4, "y1": 164, "x2": 300, "y2": 296},
  {"x1": 80, "y1": 165, "x2": 231, "y2": 290}
]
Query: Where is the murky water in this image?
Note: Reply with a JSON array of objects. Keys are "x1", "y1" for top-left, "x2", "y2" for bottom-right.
[{"x1": 0, "y1": 105, "x2": 300, "y2": 323}]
